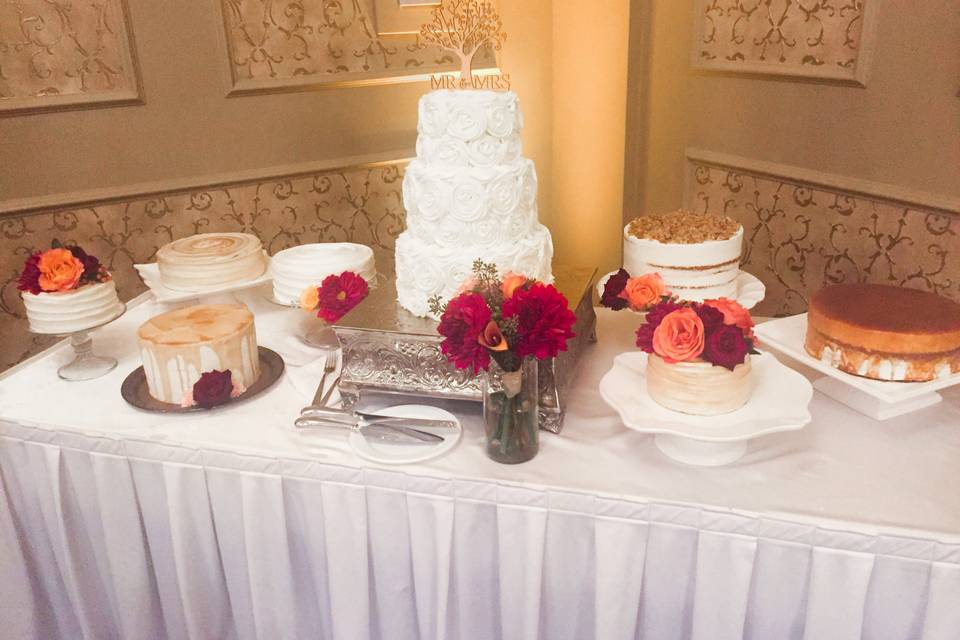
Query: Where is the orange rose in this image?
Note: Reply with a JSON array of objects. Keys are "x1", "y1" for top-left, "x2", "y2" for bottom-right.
[
  {"x1": 704, "y1": 297, "x2": 754, "y2": 332},
  {"x1": 619, "y1": 273, "x2": 666, "y2": 311},
  {"x1": 501, "y1": 272, "x2": 527, "y2": 299},
  {"x1": 652, "y1": 308, "x2": 705, "y2": 363},
  {"x1": 37, "y1": 248, "x2": 84, "y2": 292},
  {"x1": 299, "y1": 285, "x2": 319, "y2": 311}
]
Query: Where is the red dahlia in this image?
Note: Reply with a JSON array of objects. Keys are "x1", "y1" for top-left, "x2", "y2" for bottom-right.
[
  {"x1": 316, "y1": 271, "x2": 369, "y2": 323},
  {"x1": 16, "y1": 252, "x2": 43, "y2": 295},
  {"x1": 503, "y1": 283, "x2": 577, "y2": 360},
  {"x1": 438, "y1": 292, "x2": 493, "y2": 373}
]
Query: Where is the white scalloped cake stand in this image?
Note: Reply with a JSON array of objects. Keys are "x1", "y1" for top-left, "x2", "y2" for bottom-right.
[
  {"x1": 599, "y1": 352, "x2": 813, "y2": 466},
  {"x1": 596, "y1": 271, "x2": 766, "y2": 310},
  {"x1": 756, "y1": 314, "x2": 960, "y2": 420}
]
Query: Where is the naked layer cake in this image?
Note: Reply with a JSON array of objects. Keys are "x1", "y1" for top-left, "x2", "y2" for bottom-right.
[
  {"x1": 805, "y1": 284, "x2": 960, "y2": 381},
  {"x1": 624, "y1": 211, "x2": 743, "y2": 301}
]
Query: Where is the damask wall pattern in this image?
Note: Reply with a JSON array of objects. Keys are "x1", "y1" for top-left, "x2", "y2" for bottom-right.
[
  {"x1": 688, "y1": 157, "x2": 960, "y2": 318},
  {"x1": 220, "y1": 0, "x2": 497, "y2": 93},
  {"x1": 0, "y1": 0, "x2": 141, "y2": 113},
  {"x1": 692, "y1": 0, "x2": 876, "y2": 84},
  {"x1": 0, "y1": 162, "x2": 406, "y2": 372}
]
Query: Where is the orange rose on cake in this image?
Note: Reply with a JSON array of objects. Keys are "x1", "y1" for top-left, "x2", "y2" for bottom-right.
[
  {"x1": 620, "y1": 273, "x2": 666, "y2": 311},
  {"x1": 37, "y1": 248, "x2": 85, "y2": 292},
  {"x1": 651, "y1": 307, "x2": 705, "y2": 363},
  {"x1": 500, "y1": 272, "x2": 527, "y2": 300}
]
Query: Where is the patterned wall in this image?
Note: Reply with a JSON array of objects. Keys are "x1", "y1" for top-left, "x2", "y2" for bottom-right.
[
  {"x1": 0, "y1": 163, "x2": 406, "y2": 372},
  {"x1": 693, "y1": 0, "x2": 875, "y2": 83},
  {"x1": 0, "y1": 0, "x2": 140, "y2": 113},
  {"x1": 689, "y1": 157, "x2": 960, "y2": 317},
  {"x1": 220, "y1": 0, "x2": 497, "y2": 93}
]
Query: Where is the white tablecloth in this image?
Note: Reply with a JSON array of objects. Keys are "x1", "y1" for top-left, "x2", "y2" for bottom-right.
[{"x1": 1, "y1": 289, "x2": 958, "y2": 640}]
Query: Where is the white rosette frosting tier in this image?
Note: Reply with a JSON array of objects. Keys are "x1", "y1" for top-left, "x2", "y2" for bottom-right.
[
  {"x1": 22, "y1": 280, "x2": 125, "y2": 334},
  {"x1": 397, "y1": 90, "x2": 554, "y2": 317}
]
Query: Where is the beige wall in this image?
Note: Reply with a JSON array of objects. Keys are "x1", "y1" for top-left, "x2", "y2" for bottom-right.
[{"x1": 627, "y1": 0, "x2": 960, "y2": 217}]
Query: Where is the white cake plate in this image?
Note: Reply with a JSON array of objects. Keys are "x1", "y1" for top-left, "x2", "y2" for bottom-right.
[
  {"x1": 756, "y1": 314, "x2": 960, "y2": 420},
  {"x1": 599, "y1": 352, "x2": 812, "y2": 466},
  {"x1": 596, "y1": 271, "x2": 766, "y2": 310},
  {"x1": 134, "y1": 261, "x2": 273, "y2": 304}
]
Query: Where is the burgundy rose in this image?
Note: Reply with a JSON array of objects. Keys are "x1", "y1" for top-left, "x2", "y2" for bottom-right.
[
  {"x1": 438, "y1": 292, "x2": 493, "y2": 373},
  {"x1": 693, "y1": 303, "x2": 725, "y2": 332},
  {"x1": 502, "y1": 282, "x2": 577, "y2": 360},
  {"x1": 193, "y1": 370, "x2": 234, "y2": 408},
  {"x1": 66, "y1": 245, "x2": 102, "y2": 284},
  {"x1": 702, "y1": 324, "x2": 749, "y2": 370},
  {"x1": 635, "y1": 323, "x2": 655, "y2": 353},
  {"x1": 600, "y1": 269, "x2": 630, "y2": 311},
  {"x1": 644, "y1": 301, "x2": 682, "y2": 330},
  {"x1": 316, "y1": 271, "x2": 370, "y2": 323},
  {"x1": 16, "y1": 252, "x2": 43, "y2": 295}
]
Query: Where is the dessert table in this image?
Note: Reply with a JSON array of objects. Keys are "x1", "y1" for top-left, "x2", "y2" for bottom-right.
[{"x1": 1, "y1": 287, "x2": 958, "y2": 640}]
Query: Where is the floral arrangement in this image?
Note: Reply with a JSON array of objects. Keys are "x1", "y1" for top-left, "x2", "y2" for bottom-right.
[
  {"x1": 299, "y1": 271, "x2": 370, "y2": 323},
  {"x1": 181, "y1": 370, "x2": 245, "y2": 409},
  {"x1": 636, "y1": 298, "x2": 758, "y2": 370},
  {"x1": 429, "y1": 260, "x2": 577, "y2": 373},
  {"x1": 17, "y1": 241, "x2": 110, "y2": 295},
  {"x1": 601, "y1": 268, "x2": 669, "y2": 312}
]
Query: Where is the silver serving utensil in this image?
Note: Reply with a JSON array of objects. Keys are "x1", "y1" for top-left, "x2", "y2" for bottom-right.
[
  {"x1": 299, "y1": 407, "x2": 458, "y2": 431},
  {"x1": 317, "y1": 372, "x2": 342, "y2": 408},
  {"x1": 293, "y1": 416, "x2": 444, "y2": 445},
  {"x1": 302, "y1": 355, "x2": 337, "y2": 413}
]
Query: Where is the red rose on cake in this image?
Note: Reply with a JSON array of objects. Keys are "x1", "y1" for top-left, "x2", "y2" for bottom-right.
[
  {"x1": 601, "y1": 269, "x2": 671, "y2": 312},
  {"x1": 181, "y1": 370, "x2": 246, "y2": 409}
]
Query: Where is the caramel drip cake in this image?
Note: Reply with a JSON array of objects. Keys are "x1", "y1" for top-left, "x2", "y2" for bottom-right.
[
  {"x1": 624, "y1": 211, "x2": 743, "y2": 301},
  {"x1": 137, "y1": 304, "x2": 260, "y2": 404},
  {"x1": 805, "y1": 284, "x2": 960, "y2": 381}
]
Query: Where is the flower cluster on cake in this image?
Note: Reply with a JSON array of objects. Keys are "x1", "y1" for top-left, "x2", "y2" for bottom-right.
[
  {"x1": 600, "y1": 269, "x2": 670, "y2": 312},
  {"x1": 299, "y1": 271, "x2": 370, "y2": 323},
  {"x1": 18, "y1": 242, "x2": 125, "y2": 335},
  {"x1": 430, "y1": 260, "x2": 576, "y2": 463},
  {"x1": 636, "y1": 297, "x2": 758, "y2": 416}
]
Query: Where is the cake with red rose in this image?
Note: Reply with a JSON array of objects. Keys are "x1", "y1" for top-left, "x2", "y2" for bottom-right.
[
  {"x1": 636, "y1": 298, "x2": 757, "y2": 415},
  {"x1": 805, "y1": 283, "x2": 960, "y2": 381},
  {"x1": 270, "y1": 243, "x2": 376, "y2": 307},
  {"x1": 137, "y1": 304, "x2": 260, "y2": 406},
  {"x1": 18, "y1": 244, "x2": 124, "y2": 334}
]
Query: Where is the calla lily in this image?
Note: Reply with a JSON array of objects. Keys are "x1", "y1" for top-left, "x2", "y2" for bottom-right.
[{"x1": 478, "y1": 320, "x2": 509, "y2": 352}]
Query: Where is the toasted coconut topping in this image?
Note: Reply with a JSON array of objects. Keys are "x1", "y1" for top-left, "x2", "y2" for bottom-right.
[{"x1": 628, "y1": 210, "x2": 740, "y2": 244}]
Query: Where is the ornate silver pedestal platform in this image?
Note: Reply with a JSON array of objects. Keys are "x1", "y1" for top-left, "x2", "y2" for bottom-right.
[{"x1": 333, "y1": 266, "x2": 598, "y2": 433}]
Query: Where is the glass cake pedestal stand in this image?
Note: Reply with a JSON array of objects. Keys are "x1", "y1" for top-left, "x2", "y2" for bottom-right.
[{"x1": 32, "y1": 304, "x2": 127, "y2": 381}]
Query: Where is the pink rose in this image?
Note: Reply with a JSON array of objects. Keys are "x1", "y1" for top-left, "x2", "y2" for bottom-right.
[
  {"x1": 652, "y1": 308, "x2": 705, "y2": 363},
  {"x1": 703, "y1": 297, "x2": 754, "y2": 333}
]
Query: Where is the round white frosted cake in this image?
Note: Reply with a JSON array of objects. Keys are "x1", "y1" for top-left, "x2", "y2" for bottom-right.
[
  {"x1": 23, "y1": 280, "x2": 125, "y2": 334},
  {"x1": 137, "y1": 304, "x2": 260, "y2": 405},
  {"x1": 395, "y1": 90, "x2": 554, "y2": 317},
  {"x1": 624, "y1": 211, "x2": 743, "y2": 301},
  {"x1": 647, "y1": 354, "x2": 752, "y2": 416},
  {"x1": 270, "y1": 243, "x2": 376, "y2": 306},
  {"x1": 156, "y1": 232, "x2": 268, "y2": 292}
]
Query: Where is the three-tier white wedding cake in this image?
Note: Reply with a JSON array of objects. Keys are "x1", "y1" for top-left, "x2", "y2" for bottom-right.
[{"x1": 395, "y1": 90, "x2": 554, "y2": 317}]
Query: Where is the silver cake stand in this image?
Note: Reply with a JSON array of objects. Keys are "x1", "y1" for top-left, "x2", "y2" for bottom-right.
[{"x1": 31, "y1": 303, "x2": 127, "y2": 381}]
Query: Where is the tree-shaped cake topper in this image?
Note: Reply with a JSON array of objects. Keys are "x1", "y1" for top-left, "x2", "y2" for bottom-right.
[{"x1": 419, "y1": 1, "x2": 506, "y2": 88}]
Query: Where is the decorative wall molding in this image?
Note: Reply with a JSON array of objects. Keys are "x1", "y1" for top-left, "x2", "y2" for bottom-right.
[
  {"x1": 0, "y1": 153, "x2": 410, "y2": 372},
  {"x1": 216, "y1": 0, "x2": 496, "y2": 95},
  {"x1": 684, "y1": 148, "x2": 960, "y2": 317},
  {"x1": 0, "y1": 0, "x2": 142, "y2": 115},
  {"x1": 691, "y1": 0, "x2": 879, "y2": 86}
]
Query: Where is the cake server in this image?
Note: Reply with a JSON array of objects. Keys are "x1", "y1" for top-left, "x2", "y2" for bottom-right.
[
  {"x1": 293, "y1": 416, "x2": 444, "y2": 445},
  {"x1": 299, "y1": 407, "x2": 458, "y2": 431}
]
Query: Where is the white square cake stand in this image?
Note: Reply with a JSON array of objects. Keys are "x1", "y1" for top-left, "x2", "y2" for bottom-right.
[{"x1": 756, "y1": 314, "x2": 960, "y2": 420}]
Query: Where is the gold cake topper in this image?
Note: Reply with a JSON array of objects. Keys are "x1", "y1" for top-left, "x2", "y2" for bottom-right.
[{"x1": 420, "y1": 1, "x2": 509, "y2": 90}]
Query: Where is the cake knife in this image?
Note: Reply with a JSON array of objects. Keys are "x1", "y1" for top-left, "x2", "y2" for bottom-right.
[{"x1": 293, "y1": 416, "x2": 444, "y2": 445}]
